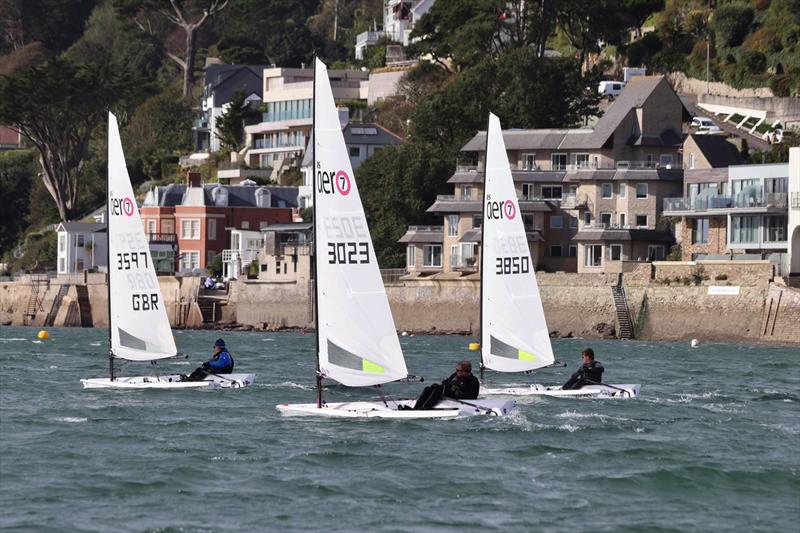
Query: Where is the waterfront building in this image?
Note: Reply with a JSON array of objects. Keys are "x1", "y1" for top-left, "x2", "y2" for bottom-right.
[
  {"x1": 222, "y1": 222, "x2": 312, "y2": 281},
  {"x1": 55, "y1": 222, "x2": 107, "y2": 274},
  {"x1": 401, "y1": 76, "x2": 689, "y2": 275},
  {"x1": 140, "y1": 172, "x2": 297, "y2": 273},
  {"x1": 789, "y1": 147, "x2": 800, "y2": 280},
  {"x1": 193, "y1": 62, "x2": 266, "y2": 154},
  {"x1": 355, "y1": 0, "x2": 435, "y2": 59},
  {"x1": 663, "y1": 151, "x2": 799, "y2": 276},
  {"x1": 241, "y1": 66, "x2": 368, "y2": 184}
]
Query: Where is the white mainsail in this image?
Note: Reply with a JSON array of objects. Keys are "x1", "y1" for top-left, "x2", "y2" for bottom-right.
[
  {"x1": 313, "y1": 58, "x2": 408, "y2": 386},
  {"x1": 481, "y1": 113, "x2": 554, "y2": 372},
  {"x1": 107, "y1": 112, "x2": 177, "y2": 361}
]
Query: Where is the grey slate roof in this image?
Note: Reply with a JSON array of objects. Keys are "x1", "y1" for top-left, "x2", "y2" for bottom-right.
[
  {"x1": 564, "y1": 169, "x2": 683, "y2": 182},
  {"x1": 572, "y1": 229, "x2": 674, "y2": 243},
  {"x1": 342, "y1": 123, "x2": 402, "y2": 146},
  {"x1": 426, "y1": 200, "x2": 551, "y2": 214},
  {"x1": 261, "y1": 222, "x2": 312, "y2": 233},
  {"x1": 149, "y1": 184, "x2": 299, "y2": 208},
  {"x1": 204, "y1": 64, "x2": 266, "y2": 107},
  {"x1": 459, "y1": 228, "x2": 544, "y2": 243},
  {"x1": 688, "y1": 134, "x2": 743, "y2": 168},
  {"x1": 447, "y1": 170, "x2": 568, "y2": 184},
  {"x1": 398, "y1": 227, "x2": 444, "y2": 244},
  {"x1": 460, "y1": 77, "x2": 687, "y2": 153},
  {"x1": 57, "y1": 222, "x2": 107, "y2": 233}
]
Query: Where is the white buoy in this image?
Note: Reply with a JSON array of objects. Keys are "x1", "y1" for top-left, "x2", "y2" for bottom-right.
[{"x1": 691, "y1": 338, "x2": 700, "y2": 348}]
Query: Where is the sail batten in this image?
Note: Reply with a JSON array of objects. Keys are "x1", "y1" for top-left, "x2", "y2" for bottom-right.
[
  {"x1": 313, "y1": 59, "x2": 407, "y2": 387},
  {"x1": 107, "y1": 112, "x2": 177, "y2": 362},
  {"x1": 481, "y1": 113, "x2": 555, "y2": 372}
]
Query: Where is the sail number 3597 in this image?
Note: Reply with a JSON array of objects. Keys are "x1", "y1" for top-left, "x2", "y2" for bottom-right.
[
  {"x1": 496, "y1": 256, "x2": 530, "y2": 275},
  {"x1": 328, "y1": 242, "x2": 369, "y2": 264}
]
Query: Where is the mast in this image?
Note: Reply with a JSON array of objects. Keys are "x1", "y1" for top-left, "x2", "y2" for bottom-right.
[
  {"x1": 479, "y1": 114, "x2": 491, "y2": 383},
  {"x1": 312, "y1": 57, "x2": 322, "y2": 408},
  {"x1": 106, "y1": 114, "x2": 114, "y2": 381}
]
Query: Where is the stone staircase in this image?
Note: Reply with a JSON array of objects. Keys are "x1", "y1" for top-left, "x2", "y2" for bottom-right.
[
  {"x1": 75, "y1": 285, "x2": 93, "y2": 327},
  {"x1": 44, "y1": 284, "x2": 70, "y2": 327},
  {"x1": 197, "y1": 287, "x2": 228, "y2": 323},
  {"x1": 611, "y1": 284, "x2": 634, "y2": 340}
]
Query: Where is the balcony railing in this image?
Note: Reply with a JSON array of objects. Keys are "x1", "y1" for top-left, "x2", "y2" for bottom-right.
[
  {"x1": 147, "y1": 233, "x2": 177, "y2": 244},
  {"x1": 560, "y1": 193, "x2": 589, "y2": 209},
  {"x1": 252, "y1": 138, "x2": 306, "y2": 150},
  {"x1": 664, "y1": 192, "x2": 788, "y2": 212},
  {"x1": 407, "y1": 225, "x2": 444, "y2": 232},
  {"x1": 582, "y1": 223, "x2": 646, "y2": 230},
  {"x1": 222, "y1": 249, "x2": 259, "y2": 264},
  {"x1": 792, "y1": 192, "x2": 800, "y2": 210},
  {"x1": 435, "y1": 194, "x2": 456, "y2": 202}
]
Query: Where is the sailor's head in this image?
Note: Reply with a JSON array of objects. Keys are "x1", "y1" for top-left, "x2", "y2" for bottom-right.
[
  {"x1": 214, "y1": 338, "x2": 226, "y2": 352},
  {"x1": 581, "y1": 348, "x2": 595, "y2": 364},
  {"x1": 455, "y1": 360, "x2": 472, "y2": 377}
]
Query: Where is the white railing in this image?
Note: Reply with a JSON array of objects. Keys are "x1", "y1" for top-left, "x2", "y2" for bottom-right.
[{"x1": 222, "y1": 249, "x2": 259, "y2": 264}]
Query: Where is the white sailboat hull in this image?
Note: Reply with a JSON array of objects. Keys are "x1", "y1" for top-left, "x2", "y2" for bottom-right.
[
  {"x1": 276, "y1": 398, "x2": 515, "y2": 418},
  {"x1": 80, "y1": 373, "x2": 255, "y2": 389},
  {"x1": 481, "y1": 383, "x2": 641, "y2": 399}
]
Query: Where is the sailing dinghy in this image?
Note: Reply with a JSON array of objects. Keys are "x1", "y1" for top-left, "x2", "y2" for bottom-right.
[
  {"x1": 477, "y1": 113, "x2": 639, "y2": 399},
  {"x1": 276, "y1": 60, "x2": 513, "y2": 418},
  {"x1": 81, "y1": 113, "x2": 254, "y2": 389}
]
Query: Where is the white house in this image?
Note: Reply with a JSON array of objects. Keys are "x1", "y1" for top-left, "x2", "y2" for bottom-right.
[
  {"x1": 222, "y1": 228, "x2": 264, "y2": 280},
  {"x1": 56, "y1": 222, "x2": 108, "y2": 274}
]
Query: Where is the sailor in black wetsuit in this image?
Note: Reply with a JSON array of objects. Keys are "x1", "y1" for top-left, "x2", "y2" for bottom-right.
[
  {"x1": 562, "y1": 348, "x2": 604, "y2": 390},
  {"x1": 411, "y1": 360, "x2": 480, "y2": 410}
]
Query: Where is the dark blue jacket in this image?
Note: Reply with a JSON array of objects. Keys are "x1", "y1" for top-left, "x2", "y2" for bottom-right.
[{"x1": 206, "y1": 350, "x2": 234, "y2": 372}]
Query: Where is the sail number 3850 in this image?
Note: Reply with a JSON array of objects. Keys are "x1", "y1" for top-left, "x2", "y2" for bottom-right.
[
  {"x1": 495, "y1": 256, "x2": 530, "y2": 275},
  {"x1": 328, "y1": 242, "x2": 369, "y2": 264}
]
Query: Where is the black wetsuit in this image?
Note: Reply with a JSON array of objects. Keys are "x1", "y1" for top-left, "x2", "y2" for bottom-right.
[
  {"x1": 562, "y1": 361, "x2": 604, "y2": 390},
  {"x1": 413, "y1": 372, "x2": 480, "y2": 409}
]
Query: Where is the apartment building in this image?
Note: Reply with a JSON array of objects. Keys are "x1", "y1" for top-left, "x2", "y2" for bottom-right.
[
  {"x1": 140, "y1": 173, "x2": 297, "y2": 273},
  {"x1": 402, "y1": 76, "x2": 689, "y2": 274},
  {"x1": 241, "y1": 67, "x2": 369, "y2": 183}
]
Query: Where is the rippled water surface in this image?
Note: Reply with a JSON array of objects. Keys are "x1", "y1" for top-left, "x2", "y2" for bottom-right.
[{"x1": 1, "y1": 326, "x2": 798, "y2": 532}]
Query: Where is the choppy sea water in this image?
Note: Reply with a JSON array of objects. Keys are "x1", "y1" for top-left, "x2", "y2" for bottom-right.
[{"x1": 0, "y1": 326, "x2": 798, "y2": 532}]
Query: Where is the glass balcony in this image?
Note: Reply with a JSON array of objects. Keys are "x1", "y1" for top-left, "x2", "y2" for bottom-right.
[{"x1": 663, "y1": 193, "x2": 787, "y2": 213}]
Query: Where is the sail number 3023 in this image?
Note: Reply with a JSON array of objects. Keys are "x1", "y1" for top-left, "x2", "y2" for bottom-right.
[
  {"x1": 496, "y1": 256, "x2": 530, "y2": 275},
  {"x1": 328, "y1": 242, "x2": 369, "y2": 264}
]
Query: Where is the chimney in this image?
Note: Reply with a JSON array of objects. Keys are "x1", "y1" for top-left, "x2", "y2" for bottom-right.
[{"x1": 186, "y1": 171, "x2": 201, "y2": 188}]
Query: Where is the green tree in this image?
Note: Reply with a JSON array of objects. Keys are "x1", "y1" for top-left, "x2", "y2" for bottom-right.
[
  {"x1": 0, "y1": 149, "x2": 36, "y2": 252},
  {"x1": 357, "y1": 143, "x2": 454, "y2": 267},
  {"x1": 712, "y1": 3, "x2": 755, "y2": 49},
  {"x1": 215, "y1": 91, "x2": 258, "y2": 151},
  {"x1": 0, "y1": 57, "x2": 136, "y2": 221},
  {"x1": 0, "y1": 0, "x2": 98, "y2": 55}
]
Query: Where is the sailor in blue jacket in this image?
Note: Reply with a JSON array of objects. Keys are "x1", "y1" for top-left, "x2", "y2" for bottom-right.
[{"x1": 185, "y1": 338, "x2": 235, "y2": 381}]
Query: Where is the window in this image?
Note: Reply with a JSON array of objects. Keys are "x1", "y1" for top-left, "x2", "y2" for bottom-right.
[
  {"x1": 447, "y1": 215, "x2": 458, "y2": 236},
  {"x1": 636, "y1": 183, "x2": 648, "y2": 198},
  {"x1": 181, "y1": 219, "x2": 200, "y2": 239},
  {"x1": 423, "y1": 245, "x2": 442, "y2": 267},
  {"x1": 583, "y1": 212, "x2": 591, "y2": 225},
  {"x1": 568, "y1": 245, "x2": 577, "y2": 257},
  {"x1": 522, "y1": 183, "x2": 534, "y2": 200},
  {"x1": 449, "y1": 244, "x2": 459, "y2": 267},
  {"x1": 523, "y1": 214, "x2": 535, "y2": 231},
  {"x1": 472, "y1": 215, "x2": 481, "y2": 228},
  {"x1": 763, "y1": 215, "x2": 787, "y2": 242},
  {"x1": 58, "y1": 258, "x2": 66, "y2": 272},
  {"x1": 660, "y1": 154, "x2": 674, "y2": 167},
  {"x1": 619, "y1": 213, "x2": 626, "y2": 227},
  {"x1": 550, "y1": 215, "x2": 563, "y2": 229},
  {"x1": 241, "y1": 221, "x2": 250, "y2": 229},
  {"x1": 550, "y1": 245, "x2": 563, "y2": 257},
  {"x1": 541, "y1": 186, "x2": 562, "y2": 200},
  {"x1": 635, "y1": 215, "x2": 648, "y2": 227},
  {"x1": 765, "y1": 178, "x2": 788, "y2": 194},
  {"x1": 162, "y1": 220, "x2": 174, "y2": 235},
  {"x1": 208, "y1": 219, "x2": 217, "y2": 241},
  {"x1": 619, "y1": 183, "x2": 626, "y2": 198},
  {"x1": 610, "y1": 244, "x2": 622, "y2": 261},
  {"x1": 461, "y1": 243, "x2": 476, "y2": 265},
  {"x1": 181, "y1": 251, "x2": 200, "y2": 271},
  {"x1": 648, "y1": 245, "x2": 666, "y2": 261},
  {"x1": 574, "y1": 153, "x2": 589, "y2": 168},
  {"x1": 585, "y1": 244, "x2": 602, "y2": 267},
  {"x1": 521, "y1": 153, "x2": 536, "y2": 170},
  {"x1": 146, "y1": 220, "x2": 156, "y2": 234},
  {"x1": 601, "y1": 183, "x2": 613, "y2": 198},
  {"x1": 76, "y1": 234, "x2": 85, "y2": 247},
  {"x1": 551, "y1": 153, "x2": 567, "y2": 170},
  {"x1": 688, "y1": 153, "x2": 696, "y2": 170},
  {"x1": 600, "y1": 213, "x2": 612, "y2": 226},
  {"x1": 349, "y1": 146, "x2": 361, "y2": 158},
  {"x1": 59, "y1": 234, "x2": 66, "y2": 252},
  {"x1": 693, "y1": 218, "x2": 709, "y2": 244},
  {"x1": 462, "y1": 186, "x2": 473, "y2": 201},
  {"x1": 75, "y1": 259, "x2": 84, "y2": 271},
  {"x1": 570, "y1": 216, "x2": 578, "y2": 229}
]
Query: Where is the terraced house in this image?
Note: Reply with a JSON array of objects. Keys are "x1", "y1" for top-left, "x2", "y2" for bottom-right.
[{"x1": 401, "y1": 76, "x2": 689, "y2": 275}]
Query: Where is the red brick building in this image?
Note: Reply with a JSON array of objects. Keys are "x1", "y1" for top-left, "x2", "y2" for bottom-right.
[{"x1": 140, "y1": 173, "x2": 297, "y2": 272}]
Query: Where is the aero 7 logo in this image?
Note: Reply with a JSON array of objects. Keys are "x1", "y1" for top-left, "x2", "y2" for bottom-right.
[
  {"x1": 110, "y1": 196, "x2": 135, "y2": 217},
  {"x1": 317, "y1": 166, "x2": 352, "y2": 196},
  {"x1": 486, "y1": 198, "x2": 516, "y2": 221}
]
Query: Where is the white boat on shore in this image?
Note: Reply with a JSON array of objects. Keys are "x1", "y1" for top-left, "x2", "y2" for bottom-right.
[{"x1": 80, "y1": 113, "x2": 253, "y2": 390}]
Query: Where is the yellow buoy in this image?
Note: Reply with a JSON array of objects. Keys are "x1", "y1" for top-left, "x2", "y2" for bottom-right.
[
  {"x1": 468, "y1": 342, "x2": 480, "y2": 351},
  {"x1": 37, "y1": 330, "x2": 50, "y2": 340}
]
